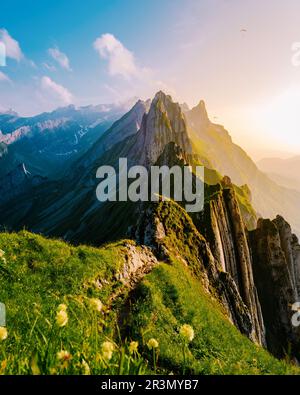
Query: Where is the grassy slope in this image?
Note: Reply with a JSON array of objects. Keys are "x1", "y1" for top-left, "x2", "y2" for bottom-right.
[
  {"x1": 0, "y1": 231, "x2": 298, "y2": 375},
  {"x1": 0, "y1": 231, "x2": 147, "y2": 374},
  {"x1": 125, "y1": 259, "x2": 297, "y2": 374}
]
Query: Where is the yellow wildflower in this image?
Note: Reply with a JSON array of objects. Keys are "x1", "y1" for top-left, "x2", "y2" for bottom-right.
[
  {"x1": 0, "y1": 250, "x2": 6, "y2": 264},
  {"x1": 57, "y1": 350, "x2": 71, "y2": 361},
  {"x1": 82, "y1": 359, "x2": 90, "y2": 375},
  {"x1": 129, "y1": 341, "x2": 139, "y2": 354},
  {"x1": 56, "y1": 309, "x2": 68, "y2": 327},
  {"x1": 179, "y1": 324, "x2": 194, "y2": 342},
  {"x1": 90, "y1": 298, "x2": 103, "y2": 312},
  {"x1": 102, "y1": 341, "x2": 114, "y2": 361},
  {"x1": 147, "y1": 338, "x2": 159, "y2": 350},
  {"x1": 30, "y1": 355, "x2": 41, "y2": 375},
  {"x1": 0, "y1": 327, "x2": 8, "y2": 341}
]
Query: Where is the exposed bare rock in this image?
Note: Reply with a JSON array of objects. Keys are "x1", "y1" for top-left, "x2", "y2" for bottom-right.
[
  {"x1": 273, "y1": 216, "x2": 300, "y2": 297},
  {"x1": 116, "y1": 243, "x2": 158, "y2": 286},
  {"x1": 199, "y1": 177, "x2": 266, "y2": 345},
  {"x1": 128, "y1": 91, "x2": 193, "y2": 167},
  {"x1": 218, "y1": 271, "x2": 253, "y2": 337},
  {"x1": 133, "y1": 196, "x2": 258, "y2": 341},
  {"x1": 250, "y1": 217, "x2": 300, "y2": 358},
  {"x1": 0, "y1": 126, "x2": 31, "y2": 145},
  {"x1": 107, "y1": 243, "x2": 159, "y2": 306}
]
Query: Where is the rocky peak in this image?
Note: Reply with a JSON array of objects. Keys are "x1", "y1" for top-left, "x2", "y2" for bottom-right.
[
  {"x1": 186, "y1": 99, "x2": 211, "y2": 131},
  {"x1": 130, "y1": 91, "x2": 193, "y2": 166},
  {"x1": 180, "y1": 102, "x2": 190, "y2": 112},
  {"x1": 221, "y1": 175, "x2": 233, "y2": 188},
  {"x1": 196, "y1": 99, "x2": 209, "y2": 117}
]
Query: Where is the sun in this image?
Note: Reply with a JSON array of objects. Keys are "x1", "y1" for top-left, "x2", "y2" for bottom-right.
[{"x1": 252, "y1": 87, "x2": 300, "y2": 151}]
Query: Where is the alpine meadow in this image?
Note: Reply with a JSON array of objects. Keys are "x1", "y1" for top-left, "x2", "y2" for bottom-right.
[{"x1": 1, "y1": 0, "x2": 300, "y2": 382}]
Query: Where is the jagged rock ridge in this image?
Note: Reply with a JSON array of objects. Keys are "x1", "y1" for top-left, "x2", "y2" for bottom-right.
[{"x1": 0, "y1": 91, "x2": 299, "y2": 361}]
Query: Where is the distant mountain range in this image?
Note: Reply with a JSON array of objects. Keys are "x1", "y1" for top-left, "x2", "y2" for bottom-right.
[
  {"x1": 257, "y1": 156, "x2": 300, "y2": 192},
  {"x1": 0, "y1": 91, "x2": 300, "y2": 237},
  {"x1": 0, "y1": 103, "x2": 128, "y2": 179}
]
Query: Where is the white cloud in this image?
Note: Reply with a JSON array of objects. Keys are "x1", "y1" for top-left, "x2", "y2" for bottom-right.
[
  {"x1": 0, "y1": 29, "x2": 24, "y2": 61},
  {"x1": 41, "y1": 76, "x2": 73, "y2": 104},
  {"x1": 0, "y1": 71, "x2": 11, "y2": 83},
  {"x1": 93, "y1": 33, "x2": 147, "y2": 79},
  {"x1": 93, "y1": 33, "x2": 175, "y2": 102},
  {"x1": 43, "y1": 62, "x2": 56, "y2": 71},
  {"x1": 48, "y1": 47, "x2": 72, "y2": 71}
]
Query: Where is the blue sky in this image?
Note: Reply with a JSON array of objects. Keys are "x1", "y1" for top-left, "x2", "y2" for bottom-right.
[
  {"x1": 1, "y1": 0, "x2": 300, "y2": 156},
  {"x1": 0, "y1": 0, "x2": 183, "y2": 111}
]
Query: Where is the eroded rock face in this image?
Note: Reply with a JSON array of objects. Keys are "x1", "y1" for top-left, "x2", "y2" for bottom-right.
[
  {"x1": 128, "y1": 91, "x2": 193, "y2": 167},
  {"x1": 134, "y1": 197, "x2": 258, "y2": 342},
  {"x1": 249, "y1": 217, "x2": 300, "y2": 358},
  {"x1": 199, "y1": 177, "x2": 266, "y2": 345},
  {"x1": 131, "y1": 140, "x2": 300, "y2": 358},
  {"x1": 273, "y1": 216, "x2": 300, "y2": 297},
  {"x1": 116, "y1": 243, "x2": 158, "y2": 287}
]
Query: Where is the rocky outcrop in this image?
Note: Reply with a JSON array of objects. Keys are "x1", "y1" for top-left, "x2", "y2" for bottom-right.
[
  {"x1": 128, "y1": 91, "x2": 193, "y2": 167},
  {"x1": 116, "y1": 242, "x2": 158, "y2": 287},
  {"x1": 249, "y1": 217, "x2": 300, "y2": 358},
  {"x1": 198, "y1": 177, "x2": 265, "y2": 345},
  {"x1": 199, "y1": 177, "x2": 300, "y2": 357},
  {"x1": 0, "y1": 126, "x2": 31, "y2": 145},
  {"x1": 133, "y1": 197, "x2": 259, "y2": 343},
  {"x1": 107, "y1": 242, "x2": 159, "y2": 308},
  {"x1": 273, "y1": 216, "x2": 300, "y2": 297}
]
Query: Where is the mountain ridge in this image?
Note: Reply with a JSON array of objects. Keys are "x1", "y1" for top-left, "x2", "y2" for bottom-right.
[{"x1": 0, "y1": 90, "x2": 300, "y2": 368}]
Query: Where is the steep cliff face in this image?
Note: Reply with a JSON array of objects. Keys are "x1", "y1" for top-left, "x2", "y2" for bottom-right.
[
  {"x1": 146, "y1": 142, "x2": 300, "y2": 356},
  {"x1": 133, "y1": 199, "x2": 256, "y2": 342},
  {"x1": 130, "y1": 141, "x2": 263, "y2": 343},
  {"x1": 194, "y1": 176, "x2": 265, "y2": 345},
  {"x1": 128, "y1": 91, "x2": 193, "y2": 166},
  {"x1": 249, "y1": 217, "x2": 300, "y2": 358},
  {"x1": 196, "y1": 177, "x2": 300, "y2": 357}
]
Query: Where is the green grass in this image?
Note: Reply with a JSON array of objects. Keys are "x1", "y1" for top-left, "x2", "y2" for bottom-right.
[
  {"x1": 0, "y1": 231, "x2": 148, "y2": 374},
  {"x1": 124, "y1": 259, "x2": 299, "y2": 375},
  {"x1": 0, "y1": 230, "x2": 298, "y2": 375}
]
